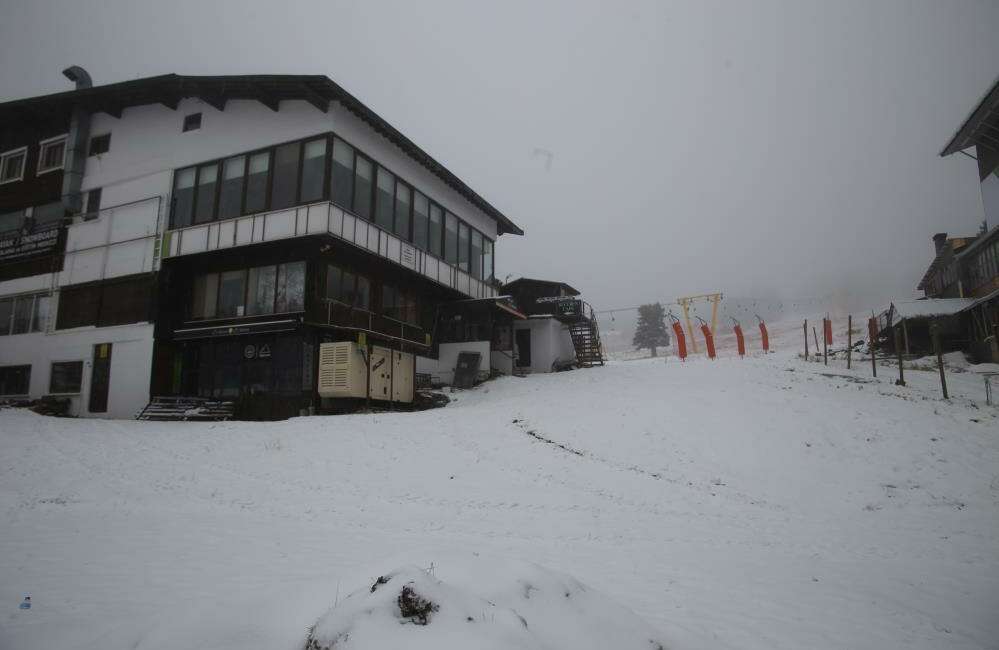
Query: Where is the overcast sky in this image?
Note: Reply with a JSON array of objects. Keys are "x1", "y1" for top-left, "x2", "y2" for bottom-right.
[{"x1": 2, "y1": 0, "x2": 998, "y2": 318}]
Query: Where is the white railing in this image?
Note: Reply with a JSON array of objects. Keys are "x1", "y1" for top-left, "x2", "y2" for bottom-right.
[{"x1": 164, "y1": 201, "x2": 496, "y2": 300}]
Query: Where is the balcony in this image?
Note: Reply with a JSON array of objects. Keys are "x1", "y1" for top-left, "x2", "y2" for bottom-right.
[
  {"x1": 163, "y1": 200, "x2": 496, "y2": 300},
  {"x1": 323, "y1": 299, "x2": 428, "y2": 347}
]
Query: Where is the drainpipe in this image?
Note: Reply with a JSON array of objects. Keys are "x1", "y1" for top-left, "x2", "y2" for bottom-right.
[{"x1": 60, "y1": 66, "x2": 92, "y2": 216}]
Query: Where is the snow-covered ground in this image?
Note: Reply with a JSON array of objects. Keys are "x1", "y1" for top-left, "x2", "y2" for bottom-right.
[{"x1": 1, "y1": 317, "x2": 997, "y2": 650}]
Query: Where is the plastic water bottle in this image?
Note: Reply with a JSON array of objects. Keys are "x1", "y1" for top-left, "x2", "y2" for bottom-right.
[{"x1": 19, "y1": 595, "x2": 30, "y2": 610}]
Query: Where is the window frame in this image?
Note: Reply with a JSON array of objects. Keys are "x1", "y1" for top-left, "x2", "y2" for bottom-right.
[
  {"x1": 183, "y1": 113, "x2": 203, "y2": 132},
  {"x1": 48, "y1": 360, "x2": 84, "y2": 395},
  {"x1": 0, "y1": 146, "x2": 28, "y2": 185},
  {"x1": 88, "y1": 133, "x2": 111, "y2": 157},
  {"x1": 37, "y1": 135, "x2": 68, "y2": 175},
  {"x1": 0, "y1": 364, "x2": 31, "y2": 396}
]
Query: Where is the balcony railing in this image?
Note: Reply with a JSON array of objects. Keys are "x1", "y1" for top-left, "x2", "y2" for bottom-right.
[
  {"x1": 164, "y1": 200, "x2": 496, "y2": 301},
  {"x1": 323, "y1": 299, "x2": 428, "y2": 347}
]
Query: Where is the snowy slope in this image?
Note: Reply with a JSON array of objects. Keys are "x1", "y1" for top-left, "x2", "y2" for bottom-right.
[{"x1": 1, "y1": 319, "x2": 997, "y2": 650}]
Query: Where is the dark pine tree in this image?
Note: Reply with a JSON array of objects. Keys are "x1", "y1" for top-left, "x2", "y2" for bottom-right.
[{"x1": 632, "y1": 302, "x2": 671, "y2": 357}]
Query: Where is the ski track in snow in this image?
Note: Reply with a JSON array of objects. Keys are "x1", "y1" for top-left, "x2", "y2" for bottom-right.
[{"x1": 0, "y1": 316, "x2": 998, "y2": 650}]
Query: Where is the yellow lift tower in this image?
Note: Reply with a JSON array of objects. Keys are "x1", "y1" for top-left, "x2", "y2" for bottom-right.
[{"x1": 676, "y1": 293, "x2": 723, "y2": 354}]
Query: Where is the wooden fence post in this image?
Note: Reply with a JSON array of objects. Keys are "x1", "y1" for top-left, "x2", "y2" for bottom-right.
[
  {"x1": 932, "y1": 320, "x2": 948, "y2": 399},
  {"x1": 804, "y1": 319, "x2": 809, "y2": 360},
  {"x1": 894, "y1": 327, "x2": 905, "y2": 386},
  {"x1": 869, "y1": 317, "x2": 877, "y2": 378},
  {"x1": 813, "y1": 326, "x2": 820, "y2": 356},
  {"x1": 847, "y1": 314, "x2": 852, "y2": 369},
  {"x1": 823, "y1": 318, "x2": 828, "y2": 366}
]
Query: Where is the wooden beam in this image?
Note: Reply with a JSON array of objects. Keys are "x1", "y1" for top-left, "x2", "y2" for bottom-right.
[
  {"x1": 301, "y1": 83, "x2": 330, "y2": 113},
  {"x1": 159, "y1": 95, "x2": 181, "y2": 111},
  {"x1": 251, "y1": 84, "x2": 280, "y2": 112},
  {"x1": 197, "y1": 93, "x2": 227, "y2": 112}
]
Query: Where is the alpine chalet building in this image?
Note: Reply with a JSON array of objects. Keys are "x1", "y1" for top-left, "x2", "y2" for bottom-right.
[{"x1": 0, "y1": 69, "x2": 523, "y2": 419}]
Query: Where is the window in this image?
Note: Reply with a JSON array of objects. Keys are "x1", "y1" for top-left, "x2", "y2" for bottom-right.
[
  {"x1": 300, "y1": 138, "x2": 327, "y2": 203},
  {"x1": 483, "y1": 238, "x2": 494, "y2": 282},
  {"x1": 37, "y1": 136, "x2": 67, "y2": 174},
  {"x1": 183, "y1": 113, "x2": 202, "y2": 132},
  {"x1": 194, "y1": 163, "x2": 219, "y2": 223},
  {"x1": 32, "y1": 202, "x2": 65, "y2": 228},
  {"x1": 85, "y1": 188, "x2": 102, "y2": 219},
  {"x1": 458, "y1": 221, "x2": 470, "y2": 272},
  {"x1": 217, "y1": 270, "x2": 246, "y2": 317},
  {"x1": 218, "y1": 156, "x2": 245, "y2": 219},
  {"x1": 0, "y1": 365, "x2": 30, "y2": 396},
  {"x1": 192, "y1": 273, "x2": 220, "y2": 319},
  {"x1": 0, "y1": 298, "x2": 12, "y2": 335},
  {"x1": 172, "y1": 167, "x2": 197, "y2": 227},
  {"x1": 327, "y1": 264, "x2": 370, "y2": 309},
  {"x1": 31, "y1": 294, "x2": 49, "y2": 332},
  {"x1": 382, "y1": 284, "x2": 399, "y2": 319},
  {"x1": 246, "y1": 265, "x2": 277, "y2": 315},
  {"x1": 0, "y1": 293, "x2": 49, "y2": 335},
  {"x1": 444, "y1": 211, "x2": 459, "y2": 264},
  {"x1": 375, "y1": 166, "x2": 395, "y2": 230},
  {"x1": 0, "y1": 147, "x2": 27, "y2": 184},
  {"x1": 98, "y1": 278, "x2": 151, "y2": 326},
  {"x1": 331, "y1": 138, "x2": 354, "y2": 209},
  {"x1": 49, "y1": 361, "x2": 83, "y2": 394},
  {"x1": 470, "y1": 230, "x2": 483, "y2": 280},
  {"x1": 88, "y1": 133, "x2": 110, "y2": 156},
  {"x1": 271, "y1": 141, "x2": 301, "y2": 209},
  {"x1": 245, "y1": 152, "x2": 270, "y2": 213},
  {"x1": 394, "y1": 182, "x2": 411, "y2": 239},
  {"x1": 0, "y1": 209, "x2": 24, "y2": 232},
  {"x1": 275, "y1": 261, "x2": 305, "y2": 312},
  {"x1": 429, "y1": 204, "x2": 443, "y2": 257},
  {"x1": 413, "y1": 191, "x2": 429, "y2": 251},
  {"x1": 353, "y1": 155, "x2": 373, "y2": 219}
]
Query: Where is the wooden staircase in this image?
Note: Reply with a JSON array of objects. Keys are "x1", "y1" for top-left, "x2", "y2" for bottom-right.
[
  {"x1": 569, "y1": 317, "x2": 605, "y2": 367},
  {"x1": 136, "y1": 396, "x2": 235, "y2": 421}
]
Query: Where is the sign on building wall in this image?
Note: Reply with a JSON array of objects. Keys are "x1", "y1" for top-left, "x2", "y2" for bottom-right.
[{"x1": 0, "y1": 226, "x2": 63, "y2": 263}]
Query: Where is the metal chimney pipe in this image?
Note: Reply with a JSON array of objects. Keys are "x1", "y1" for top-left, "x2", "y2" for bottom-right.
[{"x1": 61, "y1": 66, "x2": 93, "y2": 216}]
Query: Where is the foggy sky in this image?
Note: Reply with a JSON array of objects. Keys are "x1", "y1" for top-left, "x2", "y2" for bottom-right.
[{"x1": 2, "y1": 0, "x2": 998, "y2": 317}]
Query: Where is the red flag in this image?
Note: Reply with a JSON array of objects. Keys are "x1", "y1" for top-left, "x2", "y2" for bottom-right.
[
  {"x1": 823, "y1": 318, "x2": 833, "y2": 345},
  {"x1": 759, "y1": 321, "x2": 770, "y2": 352},
  {"x1": 734, "y1": 324, "x2": 745, "y2": 357},
  {"x1": 701, "y1": 324, "x2": 716, "y2": 359},
  {"x1": 672, "y1": 321, "x2": 687, "y2": 361}
]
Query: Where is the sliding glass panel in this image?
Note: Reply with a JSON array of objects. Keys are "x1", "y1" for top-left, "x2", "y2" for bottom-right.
[
  {"x1": 325, "y1": 265, "x2": 342, "y2": 301},
  {"x1": 482, "y1": 239, "x2": 494, "y2": 282},
  {"x1": 194, "y1": 163, "x2": 219, "y2": 223},
  {"x1": 340, "y1": 270, "x2": 355, "y2": 304},
  {"x1": 429, "y1": 204, "x2": 443, "y2": 257},
  {"x1": 218, "y1": 156, "x2": 245, "y2": 219},
  {"x1": 276, "y1": 261, "x2": 305, "y2": 312},
  {"x1": 331, "y1": 139, "x2": 354, "y2": 209},
  {"x1": 11, "y1": 295, "x2": 33, "y2": 334},
  {"x1": 271, "y1": 142, "x2": 301, "y2": 209},
  {"x1": 470, "y1": 230, "x2": 483, "y2": 280},
  {"x1": 245, "y1": 152, "x2": 270, "y2": 213},
  {"x1": 300, "y1": 138, "x2": 327, "y2": 203},
  {"x1": 444, "y1": 212, "x2": 459, "y2": 264},
  {"x1": 458, "y1": 221, "x2": 470, "y2": 272},
  {"x1": 382, "y1": 284, "x2": 398, "y2": 319},
  {"x1": 394, "y1": 182, "x2": 411, "y2": 239},
  {"x1": 375, "y1": 166, "x2": 395, "y2": 230},
  {"x1": 413, "y1": 192, "x2": 429, "y2": 251},
  {"x1": 172, "y1": 167, "x2": 196, "y2": 227},
  {"x1": 0, "y1": 298, "x2": 12, "y2": 335},
  {"x1": 353, "y1": 155, "x2": 373, "y2": 219},
  {"x1": 31, "y1": 294, "x2": 49, "y2": 332},
  {"x1": 218, "y1": 270, "x2": 246, "y2": 318},
  {"x1": 191, "y1": 273, "x2": 219, "y2": 319},
  {"x1": 246, "y1": 265, "x2": 277, "y2": 315},
  {"x1": 355, "y1": 275, "x2": 370, "y2": 310}
]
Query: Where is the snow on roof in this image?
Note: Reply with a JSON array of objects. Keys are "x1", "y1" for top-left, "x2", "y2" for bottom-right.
[{"x1": 890, "y1": 298, "x2": 973, "y2": 320}]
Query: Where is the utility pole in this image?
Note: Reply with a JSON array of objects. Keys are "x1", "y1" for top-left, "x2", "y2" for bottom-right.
[{"x1": 847, "y1": 314, "x2": 852, "y2": 370}]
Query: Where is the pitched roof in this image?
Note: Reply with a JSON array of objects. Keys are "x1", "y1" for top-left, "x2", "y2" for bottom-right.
[
  {"x1": 0, "y1": 74, "x2": 523, "y2": 236},
  {"x1": 890, "y1": 298, "x2": 973, "y2": 320},
  {"x1": 940, "y1": 76, "x2": 999, "y2": 158},
  {"x1": 502, "y1": 277, "x2": 580, "y2": 296}
]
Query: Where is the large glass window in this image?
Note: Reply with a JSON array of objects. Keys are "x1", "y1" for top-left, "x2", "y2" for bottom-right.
[
  {"x1": 470, "y1": 230, "x2": 483, "y2": 280},
  {"x1": 331, "y1": 138, "x2": 354, "y2": 209},
  {"x1": 394, "y1": 182, "x2": 411, "y2": 239},
  {"x1": 382, "y1": 284, "x2": 399, "y2": 320},
  {"x1": 0, "y1": 365, "x2": 30, "y2": 395},
  {"x1": 172, "y1": 167, "x2": 196, "y2": 227},
  {"x1": 245, "y1": 152, "x2": 270, "y2": 213},
  {"x1": 482, "y1": 239, "x2": 494, "y2": 282},
  {"x1": 219, "y1": 156, "x2": 245, "y2": 219},
  {"x1": 271, "y1": 142, "x2": 301, "y2": 209},
  {"x1": 49, "y1": 361, "x2": 83, "y2": 394},
  {"x1": 246, "y1": 265, "x2": 277, "y2": 315},
  {"x1": 11, "y1": 295, "x2": 33, "y2": 334},
  {"x1": 33, "y1": 202, "x2": 65, "y2": 228},
  {"x1": 353, "y1": 155, "x2": 373, "y2": 219},
  {"x1": 194, "y1": 163, "x2": 219, "y2": 223},
  {"x1": 217, "y1": 270, "x2": 246, "y2": 318},
  {"x1": 300, "y1": 138, "x2": 327, "y2": 203},
  {"x1": 375, "y1": 166, "x2": 395, "y2": 230},
  {"x1": 275, "y1": 261, "x2": 305, "y2": 312},
  {"x1": 0, "y1": 298, "x2": 12, "y2": 335},
  {"x1": 192, "y1": 273, "x2": 219, "y2": 319},
  {"x1": 31, "y1": 295, "x2": 49, "y2": 333},
  {"x1": 444, "y1": 212, "x2": 459, "y2": 264},
  {"x1": 458, "y1": 221, "x2": 470, "y2": 272},
  {"x1": 429, "y1": 204, "x2": 443, "y2": 257},
  {"x1": 355, "y1": 275, "x2": 370, "y2": 310},
  {"x1": 0, "y1": 148, "x2": 26, "y2": 184},
  {"x1": 413, "y1": 192, "x2": 429, "y2": 251},
  {"x1": 0, "y1": 209, "x2": 24, "y2": 233}
]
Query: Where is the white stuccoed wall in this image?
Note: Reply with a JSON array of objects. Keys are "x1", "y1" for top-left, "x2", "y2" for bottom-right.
[{"x1": 514, "y1": 317, "x2": 576, "y2": 373}]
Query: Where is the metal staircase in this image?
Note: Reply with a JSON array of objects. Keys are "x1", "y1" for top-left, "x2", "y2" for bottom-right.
[{"x1": 568, "y1": 303, "x2": 605, "y2": 367}]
